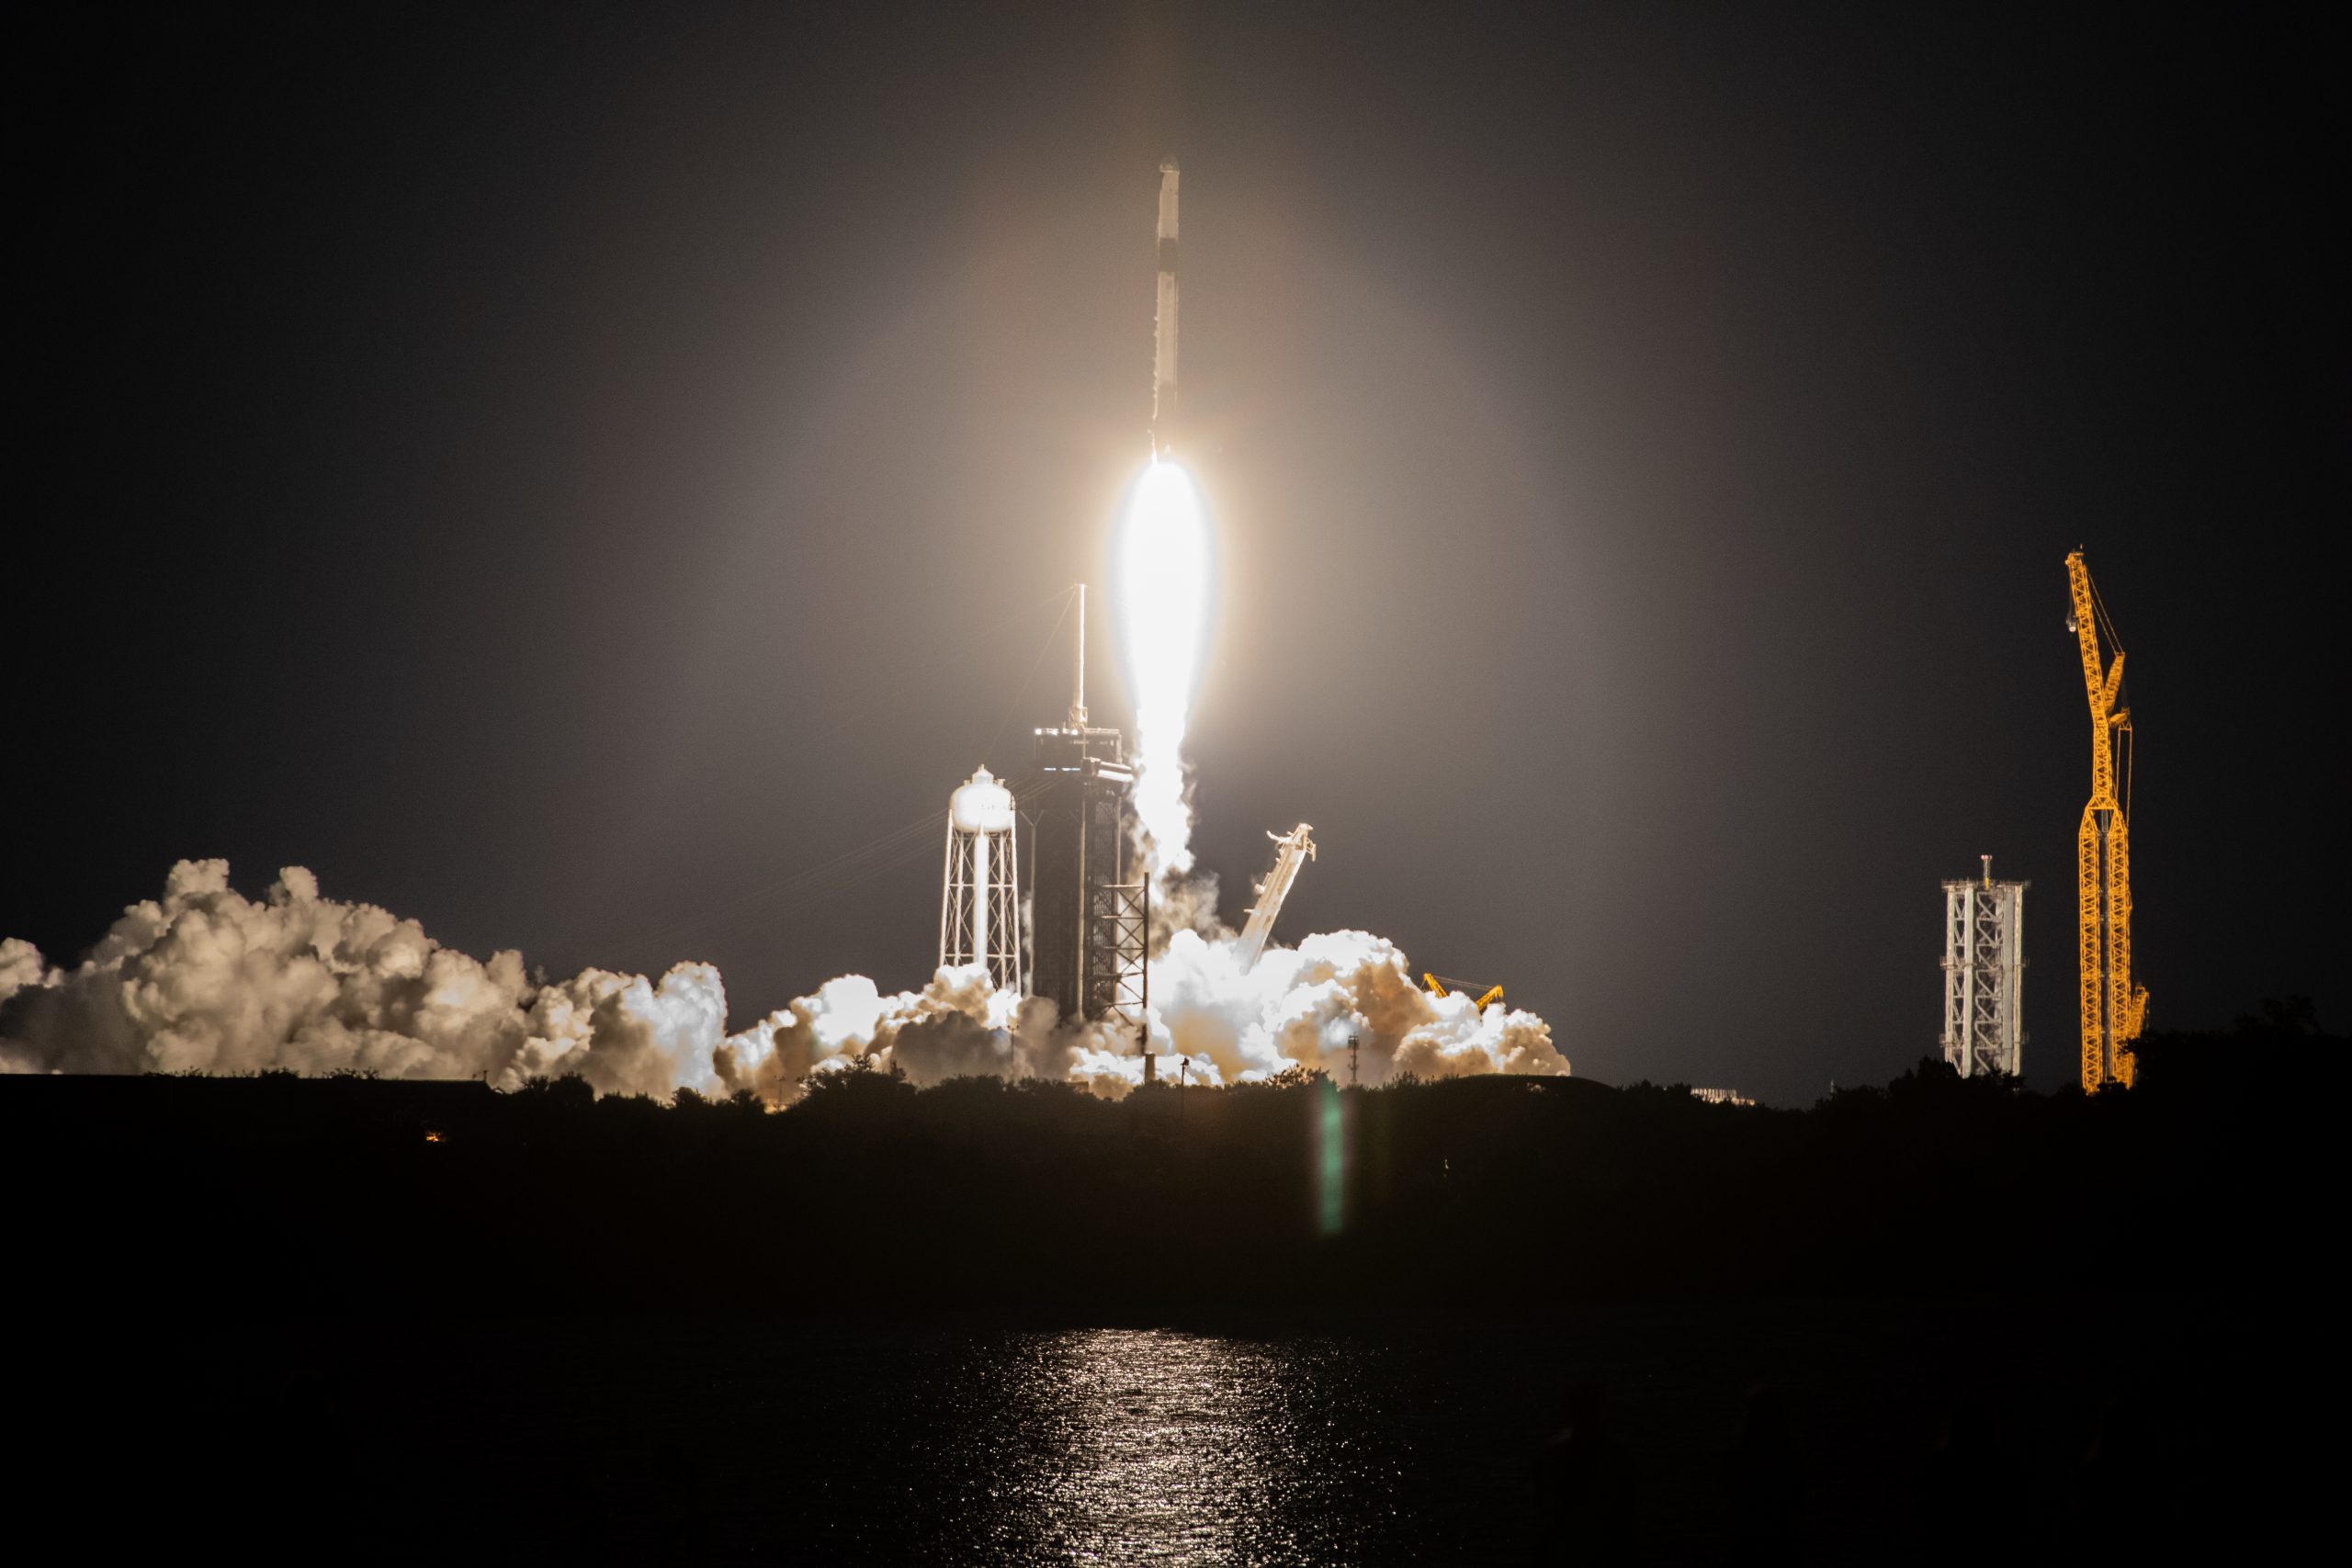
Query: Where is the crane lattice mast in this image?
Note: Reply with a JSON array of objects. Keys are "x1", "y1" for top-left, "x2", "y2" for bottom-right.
[{"x1": 2065, "y1": 550, "x2": 2148, "y2": 1091}]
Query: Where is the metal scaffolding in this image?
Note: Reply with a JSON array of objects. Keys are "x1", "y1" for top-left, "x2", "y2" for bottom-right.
[
  {"x1": 1024, "y1": 582, "x2": 1148, "y2": 1030},
  {"x1": 1085, "y1": 879, "x2": 1149, "y2": 1030},
  {"x1": 1941, "y1": 856, "x2": 2028, "y2": 1079},
  {"x1": 1025, "y1": 723, "x2": 1136, "y2": 1024}
]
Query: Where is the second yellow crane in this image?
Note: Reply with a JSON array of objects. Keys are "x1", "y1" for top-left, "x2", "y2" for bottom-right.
[
  {"x1": 2065, "y1": 549, "x2": 2148, "y2": 1091},
  {"x1": 1423, "y1": 975, "x2": 1505, "y2": 1011}
]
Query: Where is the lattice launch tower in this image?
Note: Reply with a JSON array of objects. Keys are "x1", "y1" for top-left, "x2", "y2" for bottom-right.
[{"x1": 1026, "y1": 586, "x2": 1148, "y2": 1031}]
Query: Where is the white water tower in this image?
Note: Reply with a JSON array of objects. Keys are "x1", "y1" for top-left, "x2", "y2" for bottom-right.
[{"x1": 940, "y1": 766, "x2": 1021, "y2": 991}]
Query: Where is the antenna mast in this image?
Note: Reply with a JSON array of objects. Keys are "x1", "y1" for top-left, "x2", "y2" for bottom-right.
[{"x1": 1069, "y1": 582, "x2": 1088, "y2": 727}]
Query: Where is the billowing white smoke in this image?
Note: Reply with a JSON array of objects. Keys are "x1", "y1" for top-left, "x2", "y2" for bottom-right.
[
  {"x1": 1097, "y1": 454, "x2": 1565, "y2": 1087},
  {"x1": 1072, "y1": 926, "x2": 1565, "y2": 1089},
  {"x1": 0, "y1": 937, "x2": 45, "y2": 1008},
  {"x1": 0, "y1": 861, "x2": 748, "y2": 1098},
  {"x1": 1, "y1": 859, "x2": 1565, "y2": 1100},
  {"x1": 0, "y1": 860, "x2": 1040, "y2": 1100},
  {"x1": 711, "y1": 967, "x2": 1077, "y2": 1103}
]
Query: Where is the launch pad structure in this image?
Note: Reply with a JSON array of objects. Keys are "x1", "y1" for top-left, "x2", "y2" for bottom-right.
[
  {"x1": 1009, "y1": 162, "x2": 1186, "y2": 1043},
  {"x1": 1026, "y1": 586, "x2": 1148, "y2": 1034}
]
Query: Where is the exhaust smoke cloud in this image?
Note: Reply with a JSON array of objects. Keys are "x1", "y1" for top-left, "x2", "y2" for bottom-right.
[{"x1": 2, "y1": 855, "x2": 1564, "y2": 1101}]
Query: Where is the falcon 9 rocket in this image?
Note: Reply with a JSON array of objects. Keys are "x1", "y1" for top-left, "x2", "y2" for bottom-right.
[{"x1": 1151, "y1": 157, "x2": 1180, "y2": 457}]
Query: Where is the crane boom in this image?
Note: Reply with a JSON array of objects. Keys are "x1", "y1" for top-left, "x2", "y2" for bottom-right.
[
  {"x1": 2065, "y1": 550, "x2": 2148, "y2": 1091},
  {"x1": 1423, "y1": 975, "x2": 1506, "y2": 1010}
]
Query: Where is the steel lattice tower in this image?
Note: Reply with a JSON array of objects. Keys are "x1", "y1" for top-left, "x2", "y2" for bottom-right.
[
  {"x1": 1025, "y1": 586, "x2": 1148, "y2": 1029},
  {"x1": 1941, "y1": 856, "x2": 2027, "y2": 1079}
]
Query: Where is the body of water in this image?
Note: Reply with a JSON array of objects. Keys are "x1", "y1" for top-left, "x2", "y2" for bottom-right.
[{"x1": 47, "y1": 1298, "x2": 2230, "y2": 1563}]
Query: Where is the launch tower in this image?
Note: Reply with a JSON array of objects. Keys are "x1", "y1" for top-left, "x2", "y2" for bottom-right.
[
  {"x1": 1027, "y1": 586, "x2": 1148, "y2": 1027},
  {"x1": 1940, "y1": 856, "x2": 2027, "y2": 1079}
]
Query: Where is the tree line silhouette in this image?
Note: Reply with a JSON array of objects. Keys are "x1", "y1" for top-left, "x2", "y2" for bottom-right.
[{"x1": 5, "y1": 1001, "x2": 2330, "y2": 1320}]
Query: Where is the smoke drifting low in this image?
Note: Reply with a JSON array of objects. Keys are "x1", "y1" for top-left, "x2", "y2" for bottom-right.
[
  {"x1": 0, "y1": 862, "x2": 741, "y2": 1097},
  {"x1": 2, "y1": 859, "x2": 1564, "y2": 1101}
]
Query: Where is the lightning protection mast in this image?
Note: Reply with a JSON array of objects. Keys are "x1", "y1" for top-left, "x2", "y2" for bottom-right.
[{"x1": 2065, "y1": 549, "x2": 2148, "y2": 1091}]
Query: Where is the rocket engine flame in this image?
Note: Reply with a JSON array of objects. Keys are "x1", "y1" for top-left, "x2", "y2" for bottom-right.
[{"x1": 1115, "y1": 458, "x2": 1212, "y2": 882}]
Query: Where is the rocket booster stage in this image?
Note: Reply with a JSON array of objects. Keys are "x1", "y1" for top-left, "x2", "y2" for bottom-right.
[{"x1": 1152, "y1": 158, "x2": 1179, "y2": 456}]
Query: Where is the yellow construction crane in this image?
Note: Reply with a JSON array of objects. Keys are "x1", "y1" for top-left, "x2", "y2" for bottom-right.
[
  {"x1": 1423, "y1": 974, "x2": 1505, "y2": 1011},
  {"x1": 2065, "y1": 549, "x2": 2148, "y2": 1091}
]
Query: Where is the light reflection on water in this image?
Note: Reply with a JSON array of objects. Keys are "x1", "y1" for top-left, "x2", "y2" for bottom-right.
[
  {"x1": 894, "y1": 1329, "x2": 1429, "y2": 1565},
  {"x1": 177, "y1": 1303, "x2": 2142, "y2": 1562}
]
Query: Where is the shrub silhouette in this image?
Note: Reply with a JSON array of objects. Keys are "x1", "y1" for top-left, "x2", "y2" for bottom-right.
[{"x1": 1, "y1": 1003, "x2": 2330, "y2": 1319}]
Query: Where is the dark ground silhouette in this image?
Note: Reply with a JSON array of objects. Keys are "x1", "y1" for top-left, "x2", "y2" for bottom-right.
[
  {"x1": 5, "y1": 1005, "x2": 2324, "y2": 1562},
  {"x1": 6, "y1": 1009, "x2": 2327, "y2": 1314}
]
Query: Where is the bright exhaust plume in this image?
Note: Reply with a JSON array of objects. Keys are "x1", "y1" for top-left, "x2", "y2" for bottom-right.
[{"x1": 1115, "y1": 458, "x2": 1211, "y2": 881}]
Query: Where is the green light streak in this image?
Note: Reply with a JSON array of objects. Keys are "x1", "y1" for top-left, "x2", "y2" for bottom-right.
[{"x1": 1318, "y1": 1078, "x2": 1344, "y2": 1236}]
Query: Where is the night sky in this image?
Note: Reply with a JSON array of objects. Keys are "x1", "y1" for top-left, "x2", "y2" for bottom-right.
[{"x1": 13, "y1": 6, "x2": 2342, "y2": 1105}]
